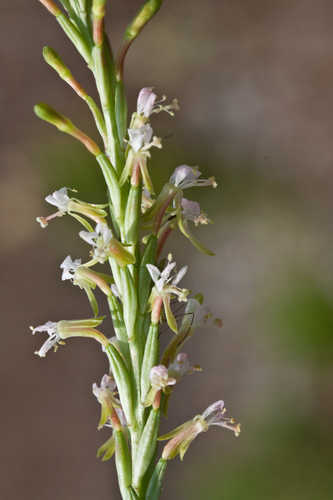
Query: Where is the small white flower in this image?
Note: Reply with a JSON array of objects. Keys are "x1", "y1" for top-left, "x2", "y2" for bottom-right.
[
  {"x1": 150, "y1": 365, "x2": 176, "y2": 390},
  {"x1": 170, "y1": 165, "x2": 217, "y2": 190},
  {"x1": 30, "y1": 321, "x2": 61, "y2": 358},
  {"x1": 147, "y1": 257, "x2": 189, "y2": 332},
  {"x1": 79, "y1": 223, "x2": 113, "y2": 263},
  {"x1": 181, "y1": 198, "x2": 209, "y2": 226},
  {"x1": 201, "y1": 400, "x2": 241, "y2": 436},
  {"x1": 137, "y1": 87, "x2": 157, "y2": 117},
  {"x1": 147, "y1": 258, "x2": 188, "y2": 296},
  {"x1": 93, "y1": 374, "x2": 117, "y2": 402},
  {"x1": 128, "y1": 124, "x2": 153, "y2": 152},
  {"x1": 128, "y1": 124, "x2": 162, "y2": 153},
  {"x1": 136, "y1": 88, "x2": 179, "y2": 118},
  {"x1": 60, "y1": 255, "x2": 82, "y2": 281},
  {"x1": 45, "y1": 187, "x2": 70, "y2": 212}
]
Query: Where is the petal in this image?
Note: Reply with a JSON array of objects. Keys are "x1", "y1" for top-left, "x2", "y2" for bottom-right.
[{"x1": 146, "y1": 264, "x2": 161, "y2": 285}]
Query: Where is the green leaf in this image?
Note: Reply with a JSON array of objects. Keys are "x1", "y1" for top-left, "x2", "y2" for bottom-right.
[{"x1": 84, "y1": 286, "x2": 99, "y2": 317}]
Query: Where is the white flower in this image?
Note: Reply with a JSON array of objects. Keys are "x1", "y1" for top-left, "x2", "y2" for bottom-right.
[
  {"x1": 30, "y1": 321, "x2": 61, "y2": 358},
  {"x1": 160, "y1": 400, "x2": 240, "y2": 460},
  {"x1": 170, "y1": 165, "x2": 217, "y2": 190},
  {"x1": 181, "y1": 198, "x2": 209, "y2": 226},
  {"x1": 147, "y1": 258, "x2": 188, "y2": 296},
  {"x1": 45, "y1": 187, "x2": 70, "y2": 212},
  {"x1": 150, "y1": 365, "x2": 177, "y2": 390},
  {"x1": 147, "y1": 256, "x2": 189, "y2": 332},
  {"x1": 128, "y1": 124, "x2": 161, "y2": 153},
  {"x1": 60, "y1": 255, "x2": 82, "y2": 281},
  {"x1": 201, "y1": 400, "x2": 241, "y2": 436},
  {"x1": 137, "y1": 88, "x2": 179, "y2": 118},
  {"x1": 137, "y1": 87, "x2": 157, "y2": 117},
  {"x1": 93, "y1": 374, "x2": 117, "y2": 402},
  {"x1": 79, "y1": 223, "x2": 113, "y2": 263}
]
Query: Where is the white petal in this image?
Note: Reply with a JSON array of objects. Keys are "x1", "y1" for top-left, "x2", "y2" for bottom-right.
[
  {"x1": 172, "y1": 265, "x2": 188, "y2": 285},
  {"x1": 137, "y1": 87, "x2": 157, "y2": 117},
  {"x1": 202, "y1": 400, "x2": 225, "y2": 421},
  {"x1": 146, "y1": 264, "x2": 161, "y2": 285},
  {"x1": 79, "y1": 230, "x2": 97, "y2": 246}
]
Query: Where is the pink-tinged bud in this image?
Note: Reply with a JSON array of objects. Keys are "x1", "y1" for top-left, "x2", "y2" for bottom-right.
[
  {"x1": 137, "y1": 87, "x2": 157, "y2": 117},
  {"x1": 34, "y1": 103, "x2": 101, "y2": 156},
  {"x1": 38, "y1": 0, "x2": 61, "y2": 16},
  {"x1": 92, "y1": 0, "x2": 107, "y2": 46},
  {"x1": 151, "y1": 296, "x2": 163, "y2": 324},
  {"x1": 131, "y1": 162, "x2": 141, "y2": 187}
]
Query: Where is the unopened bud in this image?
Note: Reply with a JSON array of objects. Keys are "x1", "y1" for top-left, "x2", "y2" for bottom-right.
[
  {"x1": 34, "y1": 103, "x2": 101, "y2": 156},
  {"x1": 38, "y1": 0, "x2": 61, "y2": 16},
  {"x1": 43, "y1": 47, "x2": 71, "y2": 80},
  {"x1": 92, "y1": 0, "x2": 107, "y2": 46},
  {"x1": 124, "y1": 0, "x2": 163, "y2": 42}
]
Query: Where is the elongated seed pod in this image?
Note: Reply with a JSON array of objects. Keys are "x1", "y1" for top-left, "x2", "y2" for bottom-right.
[{"x1": 132, "y1": 408, "x2": 160, "y2": 490}]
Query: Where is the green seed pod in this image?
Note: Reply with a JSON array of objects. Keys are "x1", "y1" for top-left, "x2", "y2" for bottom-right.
[
  {"x1": 120, "y1": 267, "x2": 138, "y2": 339},
  {"x1": 105, "y1": 344, "x2": 135, "y2": 428},
  {"x1": 141, "y1": 322, "x2": 159, "y2": 402},
  {"x1": 96, "y1": 154, "x2": 122, "y2": 224},
  {"x1": 114, "y1": 430, "x2": 132, "y2": 488},
  {"x1": 138, "y1": 234, "x2": 157, "y2": 314},
  {"x1": 132, "y1": 408, "x2": 160, "y2": 490},
  {"x1": 124, "y1": 185, "x2": 141, "y2": 244},
  {"x1": 115, "y1": 80, "x2": 128, "y2": 144}
]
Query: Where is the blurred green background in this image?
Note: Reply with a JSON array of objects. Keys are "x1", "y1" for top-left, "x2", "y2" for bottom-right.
[{"x1": 1, "y1": 1, "x2": 333, "y2": 499}]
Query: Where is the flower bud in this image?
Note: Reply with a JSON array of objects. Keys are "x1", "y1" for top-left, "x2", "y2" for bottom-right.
[
  {"x1": 124, "y1": 0, "x2": 163, "y2": 43},
  {"x1": 34, "y1": 103, "x2": 101, "y2": 155},
  {"x1": 43, "y1": 47, "x2": 72, "y2": 81},
  {"x1": 92, "y1": 0, "x2": 107, "y2": 46},
  {"x1": 38, "y1": 0, "x2": 61, "y2": 16}
]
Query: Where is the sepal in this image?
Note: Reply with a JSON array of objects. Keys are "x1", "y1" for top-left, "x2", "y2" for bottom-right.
[{"x1": 97, "y1": 435, "x2": 116, "y2": 462}]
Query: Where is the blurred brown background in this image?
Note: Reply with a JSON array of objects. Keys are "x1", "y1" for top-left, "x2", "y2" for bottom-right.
[{"x1": 1, "y1": 1, "x2": 333, "y2": 499}]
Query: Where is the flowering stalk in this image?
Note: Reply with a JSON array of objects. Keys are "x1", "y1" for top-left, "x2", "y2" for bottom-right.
[{"x1": 31, "y1": 2, "x2": 240, "y2": 499}]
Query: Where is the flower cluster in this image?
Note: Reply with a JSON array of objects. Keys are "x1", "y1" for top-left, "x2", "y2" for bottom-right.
[{"x1": 32, "y1": 0, "x2": 241, "y2": 494}]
